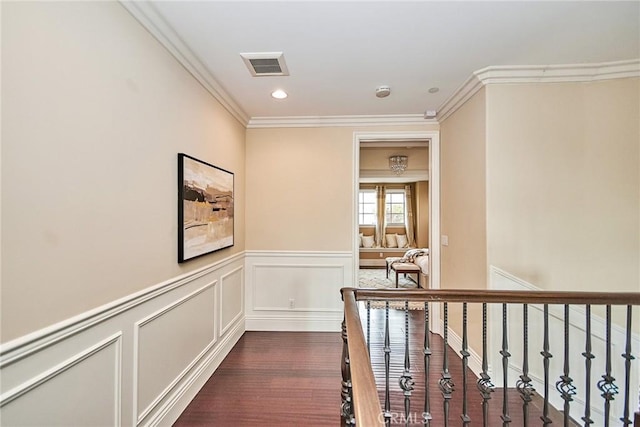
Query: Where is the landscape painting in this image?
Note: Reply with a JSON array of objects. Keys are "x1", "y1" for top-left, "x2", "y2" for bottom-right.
[{"x1": 178, "y1": 153, "x2": 234, "y2": 262}]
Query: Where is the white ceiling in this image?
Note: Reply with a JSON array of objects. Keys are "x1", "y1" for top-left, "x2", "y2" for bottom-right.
[{"x1": 134, "y1": 1, "x2": 639, "y2": 122}]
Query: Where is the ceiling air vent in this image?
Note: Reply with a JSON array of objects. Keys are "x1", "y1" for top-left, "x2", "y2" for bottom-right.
[{"x1": 240, "y1": 52, "x2": 289, "y2": 77}]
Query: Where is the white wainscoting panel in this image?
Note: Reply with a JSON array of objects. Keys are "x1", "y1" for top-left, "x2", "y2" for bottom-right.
[
  {"x1": 1, "y1": 334, "x2": 121, "y2": 426},
  {"x1": 0, "y1": 253, "x2": 246, "y2": 427},
  {"x1": 135, "y1": 282, "x2": 216, "y2": 424},
  {"x1": 489, "y1": 266, "x2": 639, "y2": 426},
  {"x1": 245, "y1": 251, "x2": 354, "y2": 331},
  {"x1": 220, "y1": 266, "x2": 244, "y2": 336}
]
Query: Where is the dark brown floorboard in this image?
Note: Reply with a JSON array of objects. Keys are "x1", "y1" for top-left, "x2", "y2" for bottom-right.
[
  {"x1": 175, "y1": 310, "x2": 572, "y2": 426},
  {"x1": 174, "y1": 332, "x2": 342, "y2": 426}
]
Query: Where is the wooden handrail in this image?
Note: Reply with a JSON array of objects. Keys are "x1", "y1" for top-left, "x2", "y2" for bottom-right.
[
  {"x1": 342, "y1": 287, "x2": 640, "y2": 426},
  {"x1": 341, "y1": 288, "x2": 384, "y2": 426},
  {"x1": 353, "y1": 288, "x2": 640, "y2": 305}
]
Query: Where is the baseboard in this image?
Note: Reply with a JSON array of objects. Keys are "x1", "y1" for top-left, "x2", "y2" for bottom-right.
[
  {"x1": 146, "y1": 320, "x2": 245, "y2": 426},
  {"x1": 245, "y1": 314, "x2": 342, "y2": 332}
]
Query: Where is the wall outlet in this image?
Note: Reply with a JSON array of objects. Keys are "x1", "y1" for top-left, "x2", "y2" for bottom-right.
[
  {"x1": 289, "y1": 298, "x2": 295, "y2": 309},
  {"x1": 379, "y1": 252, "x2": 384, "y2": 258},
  {"x1": 441, "y1": 235, "x2": 449, "y2": 246}
]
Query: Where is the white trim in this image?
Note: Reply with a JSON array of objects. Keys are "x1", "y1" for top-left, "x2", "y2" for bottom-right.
[
  {"x1": 0, "y1": 333, "x2": 122, "y2": 417},
  {"x1": 219, "y1": 266, "x2": 245, "y2": 336},
  {"x1": 245, "y1": 250, "x2": 352, "y2": 258},
  {"x1": 133, "y1": 281, "x2": 217, "y2": 425},
  {"x1": 118, "y1": 1, "x2": 249, "y2": 126},
  {"x1": 438, "y1": 59, "x2": 640, "y2": 122},
  {"x1": 0, "y1": 251, "x2": 244, "y2": 367},
  {"x1": 245, "y1": 314, "x2": 343, "y2": 332},
  {"x1": 248, "y1": 114, "x2": 434, "y2": 128},
  {"x1": 353, "y1": 130, "x2": 441, "y2": 333},
  {"x1": 141, "y1": 321, "x2": 244, "y2": 427},
  {"x1": 359, "y1": 169, "x2": 429, "y2": 183}
]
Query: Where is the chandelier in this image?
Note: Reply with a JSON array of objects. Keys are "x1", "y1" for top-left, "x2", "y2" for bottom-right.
[{"x1": 389, "y1": 155, "x2": 408, "y2": 175}]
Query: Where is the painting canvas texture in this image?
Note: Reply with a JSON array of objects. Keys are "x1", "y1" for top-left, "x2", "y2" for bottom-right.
[{"x1": 179, "y1": 153, "x2": 234, "y2": 262}]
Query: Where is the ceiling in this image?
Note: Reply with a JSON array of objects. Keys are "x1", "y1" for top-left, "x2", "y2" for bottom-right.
[{"x1": 130, "y1": 1, "x2": 639, "y2": 123}]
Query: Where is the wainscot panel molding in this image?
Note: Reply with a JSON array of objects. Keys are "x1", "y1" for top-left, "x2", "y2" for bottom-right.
[
  {"x1": 489, "y1": 265, "x2": 640, "y2": 426},
  {"x1": 244, "y1": 251, "x2": 354, "y2": 332},
  {"x1": 0, "y1": 252, "x2": 246, "y2": 427}
]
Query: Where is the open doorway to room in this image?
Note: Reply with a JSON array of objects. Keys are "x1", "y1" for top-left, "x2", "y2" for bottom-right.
[{"x1": 353, "y1": 132, "x2": 440, "y2": 293}]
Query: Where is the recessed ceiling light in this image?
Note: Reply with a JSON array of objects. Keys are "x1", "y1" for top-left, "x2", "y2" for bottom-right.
[
  {"x1": 271, "y1": 89, "x2": 288, "y2": 99},
  {"x1": 428, "y1": 87, "x2": 440, "y2": 94}
]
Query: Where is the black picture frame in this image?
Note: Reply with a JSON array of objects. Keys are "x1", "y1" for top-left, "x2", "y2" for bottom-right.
[{"x1": 178, "y1": 153, "x2": 234, "y2": 263}]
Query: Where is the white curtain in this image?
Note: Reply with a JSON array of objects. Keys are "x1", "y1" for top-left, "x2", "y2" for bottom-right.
[
  {"x1": 404, "y1": 184, "x2": 416, "y2": 247},
  {"x1": 375, "y1": 185, "x2": 386, "y2": 247}
]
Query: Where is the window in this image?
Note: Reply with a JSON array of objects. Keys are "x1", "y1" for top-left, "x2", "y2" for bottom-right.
[
  {"x1": 358, "y1": 189, "x2": 406, "y2": 226},
  {"x1": 385, "y1": 190, "x2": 405, "y2": 225},
  {"x1": 358, "y1": 190, "x2": 376, "y2": 225}
]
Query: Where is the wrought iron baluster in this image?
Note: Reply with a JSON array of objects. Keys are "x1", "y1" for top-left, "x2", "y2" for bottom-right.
[
  {"x1": 540, "y1": 304, "x2": 553, "y2": 426},
  {"x1": 438, "y1": 302, "x2": 454, "y2": 427},
  {"x1": 501, "y1": 303, "x2": 511, "y2": 425},
  {"x1": 477, "y1": 303, "x2": 494, "y2": 427},
  {"x1": 620, "y1": 305, "x2": 634, "y2": 426},
  {"x1": 423, "y1": 302, "x2": 432, "y2": 426},
  {"x1": 582, "y1": 305, "x2": 594, "y2": 426},
  {"x1": 367, "y1": 300, "x2": 371, "y2": 356},
  {"x1": 460, "y1": 302, "x2": 471, "y2": 425},
  {"x1": 384, "y1": 302, "x2": 391, "y2": 426},
  {"x1": 399, "y1": 301, "x2": 414, "y2": 426},
  {"x1": 341, "y1": 316, "x2": 355, "y2": 425},
  {"x1": 597, "y1": 305, "x2": 618, "y2": 427},
  {"x1": 556, "y1": 304, "x2": 576, "y2": 427},
  {"x1": 516, "y1": 304, "x2": 534, "y2": 427}
]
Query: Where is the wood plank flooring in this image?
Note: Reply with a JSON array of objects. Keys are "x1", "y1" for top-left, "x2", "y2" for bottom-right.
[
  {"x1": 174, "y1": 332, "x2": 342, "y2": 426},
  {"x1": 174, "y1": 308, "x2": 571, "y2": 426}
]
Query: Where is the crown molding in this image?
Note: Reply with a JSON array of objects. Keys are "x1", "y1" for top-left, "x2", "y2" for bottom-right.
[
  {"x1": 247, "y1": 114, "x2": 435, "y2": 129},
  {"x1": 359, "y1": 169, "x2": 429, "y2": 183},
  {"x1": 119, "y1": 1, "x2": 250, "y2": 126},
  {"x1": 437, "y1": 59, "x2": 640, "y2": 122}
]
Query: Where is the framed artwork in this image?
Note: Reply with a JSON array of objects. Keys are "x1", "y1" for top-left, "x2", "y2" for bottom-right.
[{"x1": 178, "y1": 153, "x2": 234, "y2": 262}]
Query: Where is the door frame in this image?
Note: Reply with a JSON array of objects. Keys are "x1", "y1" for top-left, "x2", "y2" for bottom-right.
[{"x1": 352, "y1": 131, "x2": 441, "y2": 300}]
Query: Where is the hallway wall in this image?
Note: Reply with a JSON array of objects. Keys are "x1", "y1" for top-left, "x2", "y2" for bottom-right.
[{"x1": 1, "y1": 2, "x2": 246, "y2": 425}]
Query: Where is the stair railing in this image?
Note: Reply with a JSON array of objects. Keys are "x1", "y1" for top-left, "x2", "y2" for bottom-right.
[{"x1": 341, "y1": 287, "x2": 640, "y2": 427}]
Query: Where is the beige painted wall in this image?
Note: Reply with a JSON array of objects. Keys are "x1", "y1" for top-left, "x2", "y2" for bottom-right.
[
  {"x1": 440, "y1": 88, "x2": 488, "y2": 291},
  {"x1": 245, "y1": 125, "x2": 437, "y2": 251},
  {"x1": 439, "y1": 88, "x2": 487, "y2": 349},
  {"x1": 486, "y1": 79, "x2": 640, "y2": 294},
  {"x1": 1, "y1": 2, "x2": 246, "y2": 342}
]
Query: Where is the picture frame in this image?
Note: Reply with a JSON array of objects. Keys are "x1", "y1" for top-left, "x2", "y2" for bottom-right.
[{"x1": 178, "y1": 153, "x2": 234, "y2": 262}]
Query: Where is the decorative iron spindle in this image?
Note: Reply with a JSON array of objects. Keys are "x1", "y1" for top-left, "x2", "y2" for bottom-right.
[
  {"x1": 516, "y1": 304, "x2": 534, "y2": 427},
  {"x1": 399, "y1": 301, "x2": 414, "y2": 426},
  {"x1": 500, "y1": 303, "x2": 511, "y2": 425},
  {"x1": 540, "y1": 304, "x2": 553, "y2": 426},
  {"x1": 367, "y1": 301, "x2": 371, "y2": 356},
  {"x1": 384, "y1": 302, "x2": 391, "y2": 426},
  {"x1": 556, "y1": 304, "x2": 577, "y2": 427},
  {"x1": 582, "y1": 305, "x2": 594, "y2": 426},
  {"x1": 341, "y1": 317, "x2": 355, "y2": 425},
  {"x1": 620, "y1": 305, "x2": 634, "y2": 426},
  {"x1": 423, "y1": 302, "x2": 432, "y2": 426},
  {"x1": 477, "y1": 303, "x2": 494, "y2": 427},
  {"x1": 438, "y1": 303, "x2": 454, "y2": 427},
  {"x1": 460, "y1": 303, "x2": 471, "y2": 425},
  {"x1": 597, "y1": 305, "x2": 619, "y2": 427}
]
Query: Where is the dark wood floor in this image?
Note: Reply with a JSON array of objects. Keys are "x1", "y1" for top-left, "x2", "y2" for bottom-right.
[{"x1": 175, "y1": 308, "x2": 570, "y2": 426}]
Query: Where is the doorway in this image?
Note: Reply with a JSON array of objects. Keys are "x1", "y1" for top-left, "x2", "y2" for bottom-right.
[{"x1": 352, "y1": 131, "x2": 440, "y2": 294}]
